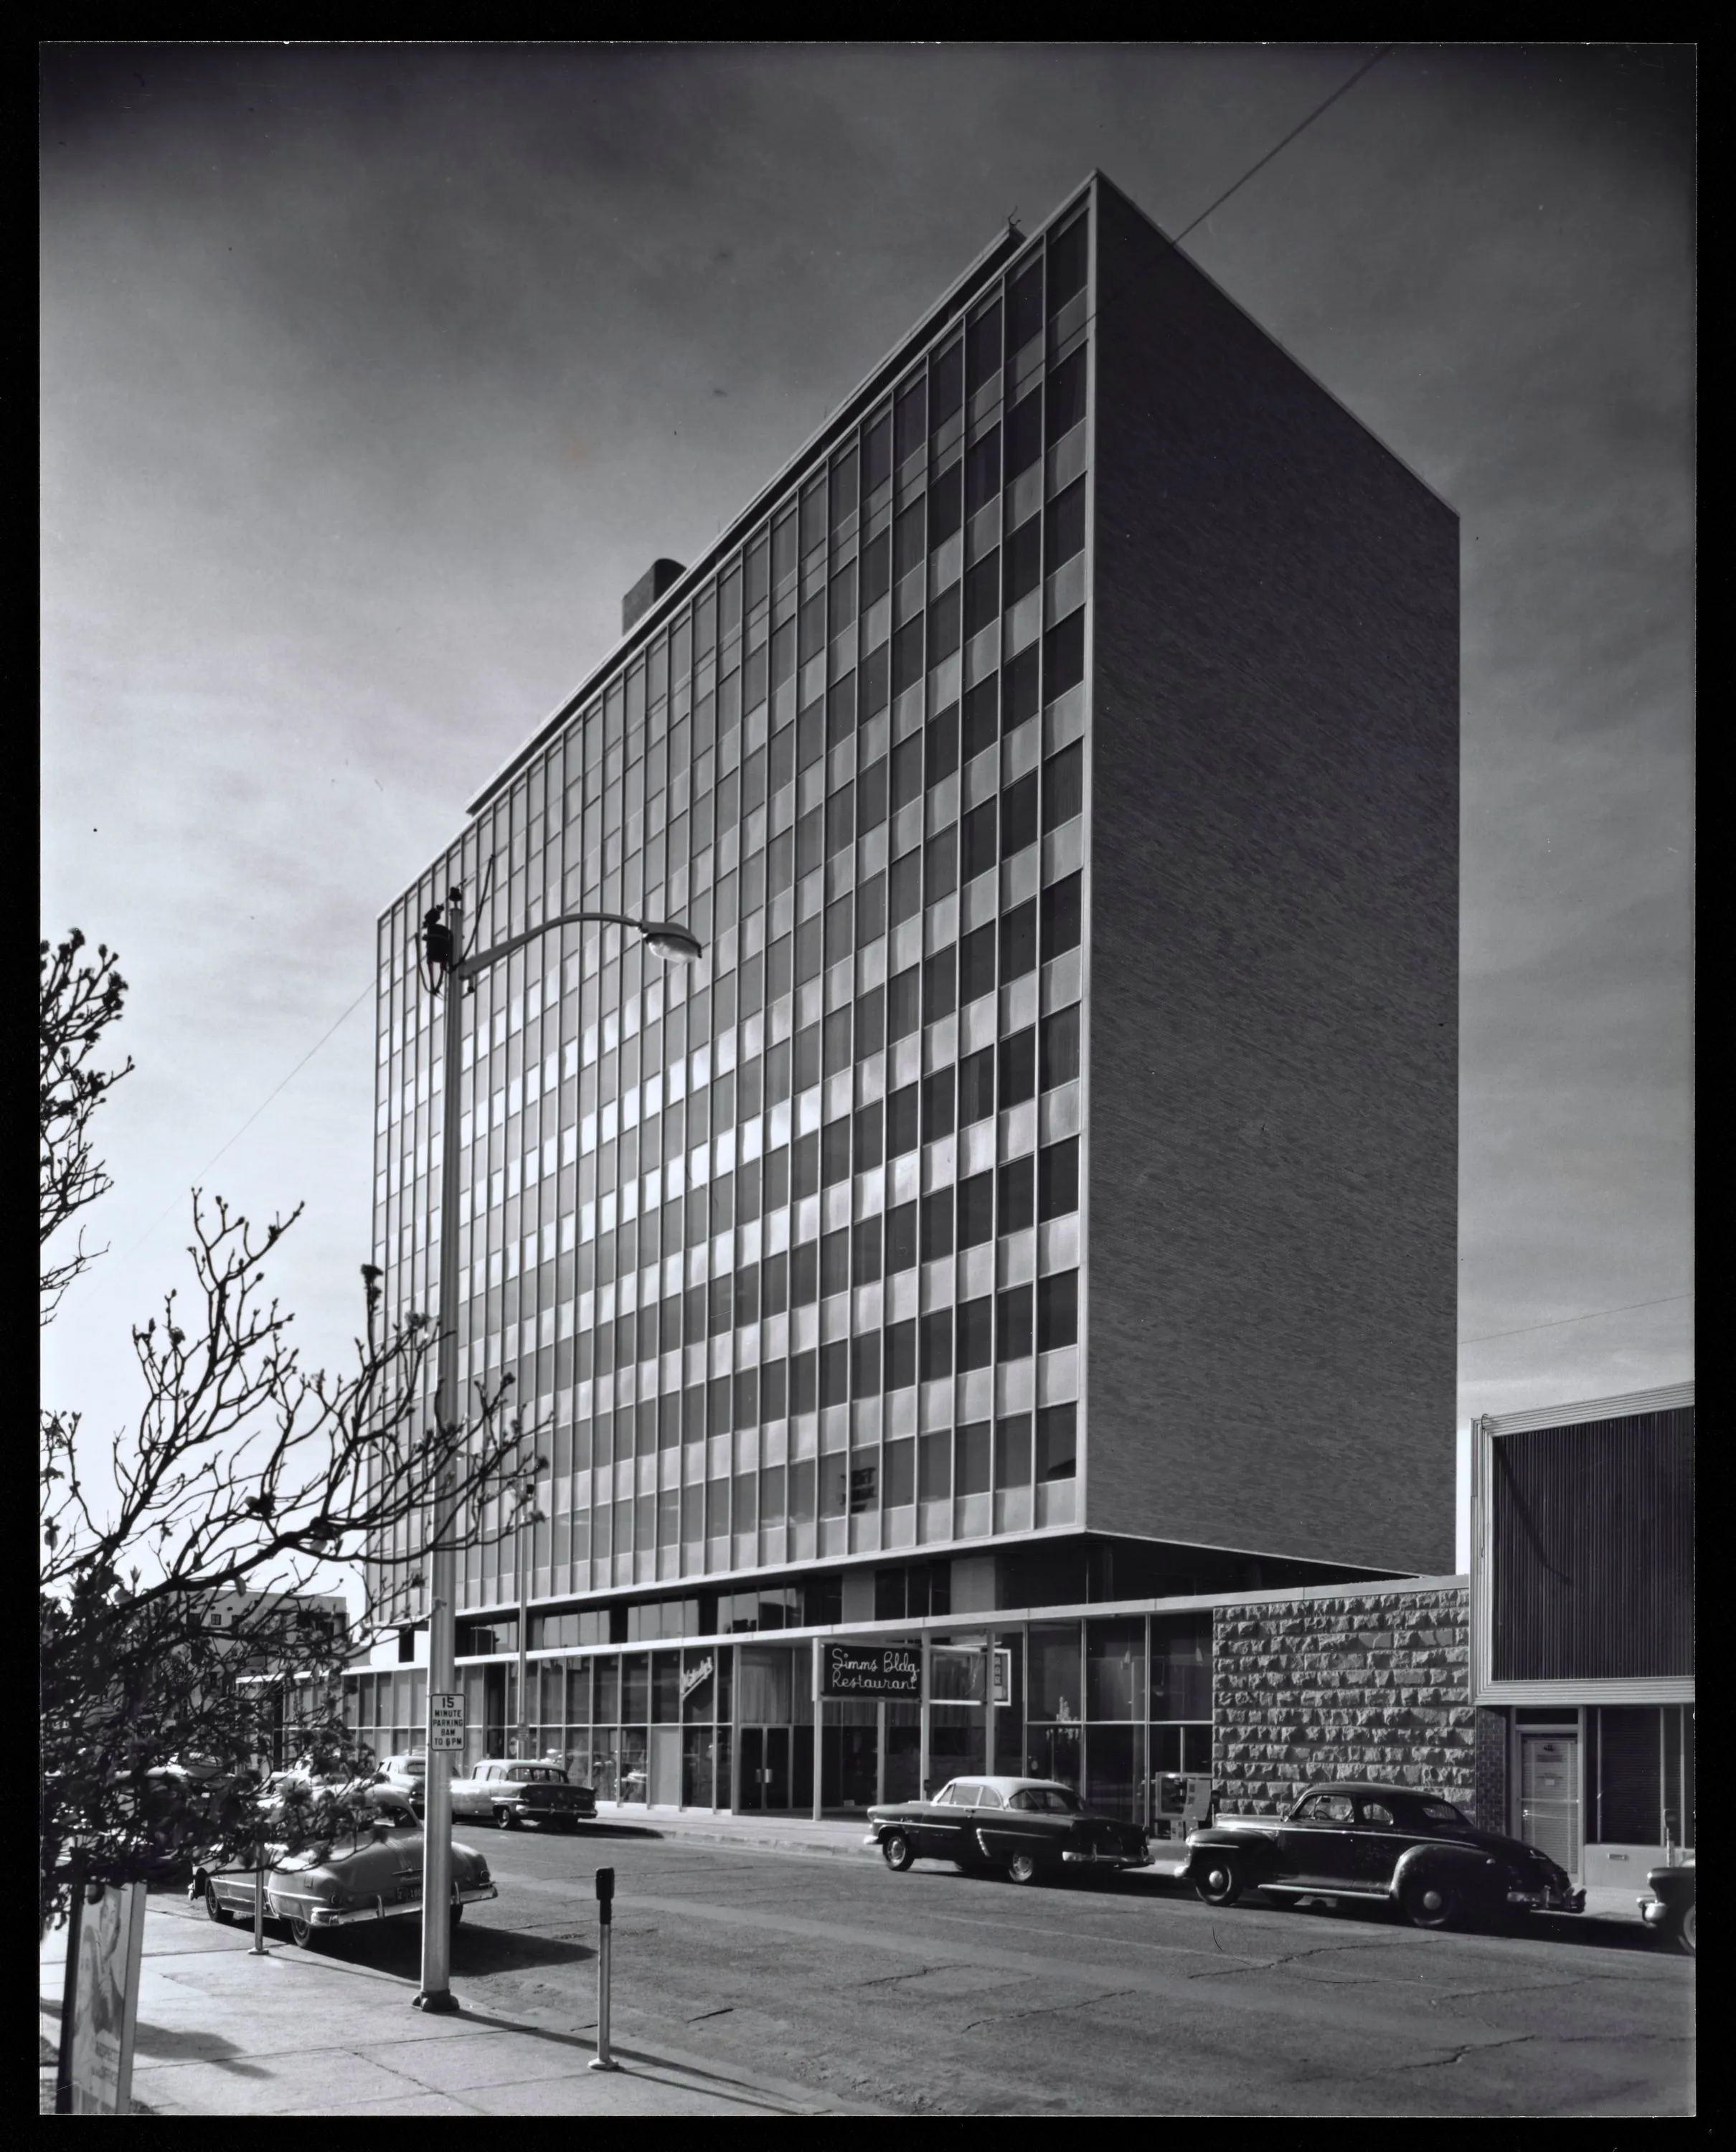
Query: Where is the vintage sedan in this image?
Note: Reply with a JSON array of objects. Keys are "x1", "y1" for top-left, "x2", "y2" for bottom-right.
[
  {"x1": 865, "y1": 1776, "x2": 1151, "y2": 1886},
  {"x1": 1184, "y1": 1781, "x2": 1585, "y2": 1930},
  {"x1": 1638, "y1": 1859, "x2": 1695, "y2": 1955},
  {"x1": 450, "y1": 1760, "x2": 597, "y2": 1830},
  {"x1": 194, "y1": 1808, "x2": 496, "y2": 1950},
  {"x1": 359, "y1": 1754, "x2": 428, "y2": 1818}
]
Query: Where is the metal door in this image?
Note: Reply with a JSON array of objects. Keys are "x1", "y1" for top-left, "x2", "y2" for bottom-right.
[
  {"x1": 1518, "y1": 1730, "x2": 1581, "y2": 1876},
  {"x1": 736, "y1": 1727, "x2": 792, "y2": 1811},
  {"x1": 738, "y1": 1727, "x2": 763, "y2": 1811}
]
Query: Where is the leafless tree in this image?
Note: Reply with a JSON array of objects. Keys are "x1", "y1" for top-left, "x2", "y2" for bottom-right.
[
  {"x1": 39, "y1": 930, "x2": 538, "y2": 1930},
  {"x1": 39, "y1": 931, "x2": 132, "y2": 1325}
]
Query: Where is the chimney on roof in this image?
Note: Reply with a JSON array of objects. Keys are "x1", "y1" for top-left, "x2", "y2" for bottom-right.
[{"x1": 623, "y1": 559, "x2": 685, "y2": 636}]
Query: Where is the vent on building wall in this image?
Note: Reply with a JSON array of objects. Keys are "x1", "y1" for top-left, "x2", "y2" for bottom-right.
[{"x1": 623, "y1": 558, "x2": 685, "y2": 635}]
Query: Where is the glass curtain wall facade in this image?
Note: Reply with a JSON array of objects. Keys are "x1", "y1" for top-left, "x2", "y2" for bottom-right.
[
  {"x1": 350, "y1": 1607, "x2": 1212, "y2": 1821},
  {"x1": 372, "y1": 200, "x2": 1096, "y2": 1620}
]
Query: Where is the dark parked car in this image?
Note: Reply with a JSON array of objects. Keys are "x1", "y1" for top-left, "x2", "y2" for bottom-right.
[
  {"x1": 194, "y1": 1808, "x2": 496, "y2": 1950},
  {"x1": 1638, "y1": 1859, "x2": 1694, "y2": 1955},
  {"x1": 1184, "y1": 1782, "x2": 1585, "y2": 1930},
  {"x1": 865, "y1": 1776, "x2": 1151, "y2": 1886}
]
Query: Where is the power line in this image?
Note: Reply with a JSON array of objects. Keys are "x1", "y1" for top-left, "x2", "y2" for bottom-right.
[
  {"x1": 121, "y1": 978, "x2": 375, "y2": 1263},
  {"x1": 1458, "y1": 1294, "x2": 1692, "y2": 1349},
  {"x1": 1174, "y1": 45, "x2": 1395, "y2": 247}
]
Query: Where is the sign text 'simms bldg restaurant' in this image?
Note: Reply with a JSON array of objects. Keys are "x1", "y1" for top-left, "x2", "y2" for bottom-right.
[{"x1": 352, "y1": 174, "x2": 1460, "y2": 1821}]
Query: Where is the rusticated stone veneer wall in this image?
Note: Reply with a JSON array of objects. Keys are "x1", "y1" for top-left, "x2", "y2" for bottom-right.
[{"x1": 1213, "y1": 1585, "x2": 1471, "y2": 1815}]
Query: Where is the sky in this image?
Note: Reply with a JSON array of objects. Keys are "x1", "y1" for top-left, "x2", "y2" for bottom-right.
[{"x1": 40, "y1": 43, "x2": 1694, "y2": 1591}]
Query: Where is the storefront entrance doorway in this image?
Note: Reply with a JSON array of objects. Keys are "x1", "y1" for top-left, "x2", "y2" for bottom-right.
[
  {"x1": 739, "y1": 1726, "x2": 791, "y2": 1811},
  {"x1": 1517, "y1": 1727, "x2": 1581, "y2": 1876}
]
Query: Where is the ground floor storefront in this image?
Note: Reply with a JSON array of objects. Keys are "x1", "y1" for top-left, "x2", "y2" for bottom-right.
[
  {"x1": 352, "y1": 1610, "x2": 1212, "y2": 1828},
  {"x1": 1473, "y1": 1701, "x2": 1696, "y2": 1887}
]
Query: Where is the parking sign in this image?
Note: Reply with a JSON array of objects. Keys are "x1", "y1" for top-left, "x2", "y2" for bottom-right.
[{"x1": 428, "y1": 1692, "x2": 463, "y2": 1750}]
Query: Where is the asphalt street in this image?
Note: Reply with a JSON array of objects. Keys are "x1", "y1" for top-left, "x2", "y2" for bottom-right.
[{"x1": 278, "y1": 1819, "x2": 1694, "y2": 2117}]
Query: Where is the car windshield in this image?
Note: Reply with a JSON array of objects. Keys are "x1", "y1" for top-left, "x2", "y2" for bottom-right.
[
  {"x1": 1009, "y1": 1788, "x2": 1081, "y2": 1814},
  {"x1": 397, "y1": 1760, "x2": 426, "y2": 1776},
  {"x1": 514, "y1": 1768, "x2": 566, "y2": 1783}
]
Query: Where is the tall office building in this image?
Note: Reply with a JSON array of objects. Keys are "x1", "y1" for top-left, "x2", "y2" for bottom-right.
[{"x1": 358, "y1": 174, "x2": 1458, "y2": 1817}]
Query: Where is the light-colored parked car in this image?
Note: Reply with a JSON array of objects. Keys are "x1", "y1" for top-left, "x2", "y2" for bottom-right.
[
  {"x1": 450, "y1": 1760, "x2": 597, "y2": 1831},
  {"x1": 361, "y1": 1754, "x2": 428, "y2": 1818},
  {"x1": 195, "y1": 1809, "x2": 495, "y2": 1949}
]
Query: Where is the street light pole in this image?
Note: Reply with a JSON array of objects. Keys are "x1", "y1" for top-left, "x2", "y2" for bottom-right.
[{"x1": 412, "y1": 892, "x2": 701, "y2": 2013}]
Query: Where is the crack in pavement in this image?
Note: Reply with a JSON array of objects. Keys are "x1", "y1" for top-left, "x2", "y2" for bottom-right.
[{"x1": 958, "y1": 1988, "x2": 1144, "y2": 2037}]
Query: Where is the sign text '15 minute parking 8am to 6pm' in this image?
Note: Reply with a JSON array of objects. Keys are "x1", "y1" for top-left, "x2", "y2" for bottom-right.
[{"x1": 821, "y1": 1644, "x2": 922, "y2": 1698}]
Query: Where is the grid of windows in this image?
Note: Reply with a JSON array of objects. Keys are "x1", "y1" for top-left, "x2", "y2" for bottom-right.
[{"x1": 374, "y1": 206, "x2": 1094, "y2": 1610}]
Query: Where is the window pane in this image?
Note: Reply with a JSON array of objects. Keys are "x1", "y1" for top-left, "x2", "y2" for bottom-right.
[
  {"x1": 1037, "y1": 1402, "x2": 1077, "y2": 1481},
  {"x1": 957, "y1": 1420, "x2": 991, "y2": 1496},
  {"x1": 958, "y1": 1169, "x2": 994, "y2": 1248},
  {"x1": 1038, "y1": 1137, "x2": 1079, "y2": 1219},
  {"x1": 1037, "y1": 1271, "x2": 1078, "y2": 1351},
  {"x1": 1151, "y1": 1616, "x2": 1212, "y2": 1721},
  {"x1": 1029, "y1": 1621, "x2": 1080, "y2": 1722},
  {"x1": 1040, "y1": 1005, "x2": 1080, "y2": 1089},
  {"x1": 957, "y1": 1295, "x2": 993, "y2": 1371},
  {"x1": 998, "y1": 1153, "x2": 1034, "y2": 1233},
  {"x1": 996, "y1": 1281, "x2": 1033, "y2": 1361},
  {"x1": 1042, "y1": 872, "x2": 1082, "y2": 958}
]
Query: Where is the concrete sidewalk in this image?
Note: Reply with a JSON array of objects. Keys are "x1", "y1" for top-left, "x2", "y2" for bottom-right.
[{"x1": 39, "y1": 1896, "x2": 883, "y2": 2116}]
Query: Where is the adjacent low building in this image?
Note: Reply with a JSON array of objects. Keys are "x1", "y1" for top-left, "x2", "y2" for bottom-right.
[{"x1": 1468, "y1": 1382, "x2": 1694, "y2": 1886}]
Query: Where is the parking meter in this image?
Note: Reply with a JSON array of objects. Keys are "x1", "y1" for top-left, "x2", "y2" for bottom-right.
[{"x1": 595, "y1": 1866, "x2": 615, "y2": 1926}]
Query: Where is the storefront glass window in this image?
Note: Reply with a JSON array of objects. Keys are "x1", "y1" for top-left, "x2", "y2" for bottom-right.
[
  {"x1": 1085, "y1": 1724, "x2": 1141, "y2": 1821},
  {"x1": 595, "y1": 1656, "x2": 621, "y2": 1724},
  {"x1": 682, "y1": 1725, "x2": 716, "y2": 1807},
  {"x1": 621, "y1": 1651, "x2": 651, "y2": 1723},
  {"x1": 1085, "y1": 1619, "x2": 1144, "y2": 1719},
  {"x1": 1029, "y1": 1621, "x2": 1082, "y2": 1723},
  {"x1": 992, "y1": 1630, "x2": 1025, "y2": 1776},
  {"x1": 1026, "y1": 1723, "x2": 1080, "y2": 1791},
  {"x1": 619, "y1": 1726, "x2": 648, "y2": 1803},
  {"x1": 1593, "y1": 1704, "x2": 1665, "y2": 1843},
  {"x1": 651, "y1": 1651, "x2": 681, "y2": 1722},
  {"x1": 590, "y1": 1727, "x2": 621, "y2": 1801},
  {"x1": 738, "y1": 1644, "x2": 795, "y2": 1722},
  {"x1": 1151, "y1": 1615, "x2": 1211, "y2": 1721},
  {"x1": 930, "y1": 1702, "x2": 984, "y2": 1788}
]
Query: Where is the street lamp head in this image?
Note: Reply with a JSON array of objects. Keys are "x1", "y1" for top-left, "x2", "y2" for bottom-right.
[{"x1": 641, "y1": 921, "x2": 704, "y2": 966}]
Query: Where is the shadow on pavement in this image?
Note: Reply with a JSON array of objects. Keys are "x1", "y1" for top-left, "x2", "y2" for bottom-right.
[
  {"x1": 299, "y1": 1920, "x2": 597, "y2": 1976},
  {"x1": 129, "y1": 2021, "x2": 274, "y2": 2075}
]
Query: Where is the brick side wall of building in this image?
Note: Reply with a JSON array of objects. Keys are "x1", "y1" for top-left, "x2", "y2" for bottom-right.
[
  {"x1": 1084, "y1": 178, "x2": 1459, "y2": 1575},
  {"x1": 1213, "y1": 1584, "x2": 1471, "y2": 1813}
]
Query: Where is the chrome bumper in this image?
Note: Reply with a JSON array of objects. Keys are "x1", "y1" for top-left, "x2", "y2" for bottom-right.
[
  {"x1": 1506, "y1": 1883, "x2": 1585, "y2": 1913},
  {"x1": 1062, "y1": 1848, "x2": 1147, "y2": 1867},
  {"x1": 1638, "y1": 1896, "x2": 1672, "y2": 1927},
  {"x1": 280, "y1": 1882, "x2": 498, "y2": 1928}
]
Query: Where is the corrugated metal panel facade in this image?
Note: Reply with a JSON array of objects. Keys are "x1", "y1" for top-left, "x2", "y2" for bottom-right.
[{"x1": 1491, "y1": 1408, "x2": 1694, "y2": 1681}]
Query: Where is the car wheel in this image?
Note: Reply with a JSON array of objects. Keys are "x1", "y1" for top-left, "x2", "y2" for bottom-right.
[
  {"x1": 880, "y1": 1830, "x2": 915, "y2": 1872},
  {"x1": 1674, "y1": 1901, "x2": 1696, "y2": 1955},
  {"x1": 204, "y1": 1886, "x2": 235, "y2": 1925},
  {"x1": 1006, "y1": 1852, "x2": 1044, "y2": 1887},
  {"x1": 1400, "y1": 1873, "x2": 1463, "y2": 1930},
  {"x1": 286, "y1": 1915, "x2": 325, "y2": 1950},
  {"x1": 1194, "y1": 1854, "x2": 1245, "y2": 1907},
  {"x1": 494, "y1": 1807, "x2": 516, "y2": 1831}
]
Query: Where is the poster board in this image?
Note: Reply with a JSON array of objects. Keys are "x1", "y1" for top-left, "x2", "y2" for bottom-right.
[{"x1": 67, "y1": 1880, "x2": 147, "y2": 2115}]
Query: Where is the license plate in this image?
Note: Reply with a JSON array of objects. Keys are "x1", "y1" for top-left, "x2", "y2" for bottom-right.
[{"x1": 396, "y1": 1885, "x2": 422, "y2": 1905}]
